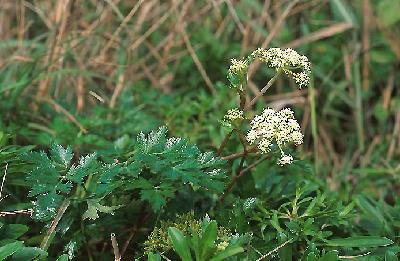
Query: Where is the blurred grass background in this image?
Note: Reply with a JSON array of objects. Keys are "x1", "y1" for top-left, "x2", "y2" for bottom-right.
[{"x1": 0, "y1": 0, "x2": 399, "y2": 197}]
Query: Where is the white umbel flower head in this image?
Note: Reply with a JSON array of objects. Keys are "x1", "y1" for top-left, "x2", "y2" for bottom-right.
[
  {"x1": 278, "y1": 154, "x2": 293, "y2": 166},
  {"x1": 246, "y1": 107, "x2": 303, "y2": 165},
  {"x1": 251, "y1": 47, "x2": 311, "y2": 88}
]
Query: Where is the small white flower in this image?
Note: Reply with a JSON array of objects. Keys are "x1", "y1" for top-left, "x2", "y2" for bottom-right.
[
  {"x1": 291, "y1": 131, "x2": 303, "y2": 146},
  {"x1": 246, "y1": 107, "x2": 303, "y2": 165},
  {"x1": 258, "y1": 138, "x2": 272, "y2": 153},
  {"x1": 278, "y1": 154, "x2": 293, "y2": 166},
  {"x1": 251, "y1": 47, "x2": 311, "y2": 88}
]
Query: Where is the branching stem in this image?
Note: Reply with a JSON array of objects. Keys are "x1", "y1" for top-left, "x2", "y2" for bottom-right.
[
  {"x1": 217, "y1": 129, "x2": 235, "y2": 156},
  {"x1": 245, "y1": 70, "x2": 282, "y2": 111},
  {"x1": 219, "y1": 154, "x2": 271, "y2": 203}
]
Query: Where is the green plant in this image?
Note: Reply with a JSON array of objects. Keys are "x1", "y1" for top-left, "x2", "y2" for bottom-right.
[
  {"x1": 1, "y1": 5, "x2": 399, "y2": 257},
  {"x1": 146, "y1": 213, "x2": 249, "y2": 261}
]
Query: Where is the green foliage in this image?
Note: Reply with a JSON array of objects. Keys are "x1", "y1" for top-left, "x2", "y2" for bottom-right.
[
  {"x1": 326, "y1": 236, "x2": 393, "y2": 248},
  {"x1": 125, "y1": 126, "x2": 226, "y2": 211},
  {"x1": 0, "y1": 1, "x2": 399, "y2": 259},
  {"x1": 21, "y1": 144, "x2": 120, "y2": 222},
  {"x1": 145, "y1": 213, "x2": 248, "y2": 260},
  {"x1": 144, "y1": 212, "x2": 235, "y2": 254}
]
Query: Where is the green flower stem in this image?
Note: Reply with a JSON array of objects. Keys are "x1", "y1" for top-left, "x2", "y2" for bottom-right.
[
  {"x1": 216, "y1": 129, "x2": 235, "y2": 156},
  {"x1": 238, "y1": 85, "x2": 247, "y2": 111},
  {"x1": 244, "y1": 70, "x2": 282, "y2": 111}
]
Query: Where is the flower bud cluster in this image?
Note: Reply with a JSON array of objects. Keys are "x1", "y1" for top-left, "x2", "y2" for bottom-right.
[
  {"x1": 228, "y1": 59, "x2": 248, "y2": 79},
  {"x1": 223, "y1": 108, "x2": 244, "y2": 123}
]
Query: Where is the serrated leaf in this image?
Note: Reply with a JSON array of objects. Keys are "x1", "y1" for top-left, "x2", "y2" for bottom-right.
[
  {"x1": 82, "y1": 198, "x2": 121, "y2": 220},
  {"x1": 66, "y1": 153, "x2": 98, "y2": 184},
  {"x1": 95, "y1": 164, "x2": 120, "y2": 194},
  {"x1": 133, "y1": 127, "x2": 226, "y2": 192},
  {"x1": 32, "y1": 192, "x2": 64, "y2": 222},
  {"x1": 137, "y1": 126, "x2": 168, "y2": 154},
  {"x1": 50, "y1": 144, "x2": 73, "y2": 167},
  {"x1": 140, "y1": 189, "x2": 173, "y2": 212}
]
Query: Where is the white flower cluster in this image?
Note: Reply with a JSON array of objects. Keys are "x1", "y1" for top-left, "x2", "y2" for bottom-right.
[
  {"x1": 251, "y1": 48, "x2": 311, "y2": 88},
  {"x1": 223, "y1": 108, "x2": 244, "y2": 123},
  {"x1": 228, "y1": 58, "x2": 248, "y2": 77},
  {"x1": 278, "y1": 154, "x2": 293, "y2": 166},
  {"x1": 246, "y1": 107, "x2": 303, "y2": 166}
]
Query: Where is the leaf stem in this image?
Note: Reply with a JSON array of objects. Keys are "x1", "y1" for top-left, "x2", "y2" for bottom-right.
[
  {"x1": 244, "y1": 70, "x2": 282, "y2": 111},
  {"x1": 221, "y1": 146, "x2": 258, "y2": 160},
  {"x1": 217, "y1": 129, "x2": 235, "y2": 156}
]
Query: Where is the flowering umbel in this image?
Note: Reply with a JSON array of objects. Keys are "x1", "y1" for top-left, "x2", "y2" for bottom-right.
[
  {"x1": 227, "y1": 47, "x2": 311, "y2": 90},
  {"x1": 251, "y1": 48, "x2": 311, "y2": 88},
  {"x1": 246, "y1": 107, "x2": 303, "y2": 165}
]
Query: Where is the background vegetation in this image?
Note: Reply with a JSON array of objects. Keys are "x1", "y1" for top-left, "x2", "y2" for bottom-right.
[{"x1": 0, "y1": 0, "x2": 399, "y2": 260}]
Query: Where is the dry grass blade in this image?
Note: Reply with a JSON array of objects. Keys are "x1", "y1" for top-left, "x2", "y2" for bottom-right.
[
  {"x1": 284, "y1": 22, "x2": 354, "y2": 49},
  {"x1": 181, "y1": 29, "x2": 216, "y2": 94},
  {"x1": 387, "y1": 112, "x2": 400, "y2": 162},
  {"x1": 101, "y1": 0, "x2": 144, "y2": 56},
  {"x1": 260, "y1": 0, "x2": 299, "y2": 49},
  {"x1": 224, "y1": 0, "x2": 245, "y2": 35},
  {"x1": 248, "y1": 0, "x2": 299, "y2": 81},
  {"x1": 0, "y1": 163, "x2": 8, "y2": 202},
  {"x1": 256, "y1": 239, "x2": 292, "y2": 261},
  {"x1": 128, "y1": 2, "x2": 177, "y2": 52},
  {"x1": 362, "y1": 0, "x2": 371, "y2": 91},
  {"x1": 36, "y1": 0, "x2": 71, "y2": 100},
  {"x1": 111, "y1": 233, "x2": 121, "y2": 261},
  {"x1": 0, "y1": 209, "x2": 33, "y2": 217},
  {"x1": 41, "y1": 97, "x2": 88, "y2": 133},
  {"x1": 40, "y1": 199, "x2": 70, "y2": 250},
  {"x1": 109, "y1": 73, "x2": 125, "y2": 109}
]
